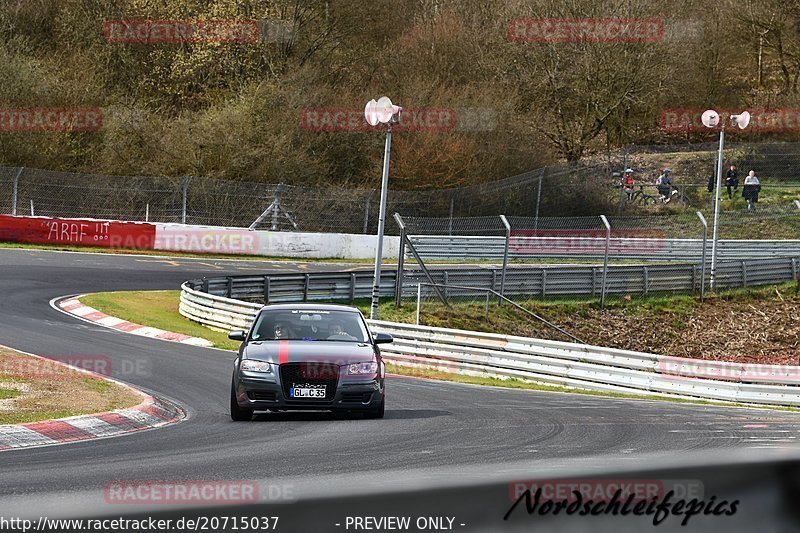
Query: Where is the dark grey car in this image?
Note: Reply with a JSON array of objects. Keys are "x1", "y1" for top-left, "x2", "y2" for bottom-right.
[{"x1": 229, "y1": 303, "x2": 391, "y2": 421}]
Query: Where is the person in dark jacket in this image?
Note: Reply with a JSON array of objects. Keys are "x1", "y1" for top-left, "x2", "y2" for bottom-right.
[
  {"x1": 724, "y1": 165, "x2": 739, "y2": 199},
  {"x1": 742, "y1": 170, "x2": 761, "y2": 210}
]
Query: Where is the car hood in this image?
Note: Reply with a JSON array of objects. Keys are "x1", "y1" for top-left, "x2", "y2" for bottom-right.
[{"x1": 243, "y1": 340, "x2": 375, "y2": 365}]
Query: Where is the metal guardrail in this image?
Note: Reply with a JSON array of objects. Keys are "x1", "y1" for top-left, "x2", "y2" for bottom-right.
[
  {"x1": 186, "y1": 255, "x2": 800, "y2": 304},
  {"x1": 180, "y1": 283, "x2": 800, "y2": 407},
  {"x1": 409, "y1": 236, "x2": 800, "y2": 262}
]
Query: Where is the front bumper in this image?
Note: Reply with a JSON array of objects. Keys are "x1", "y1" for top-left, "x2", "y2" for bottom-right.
[{"x1": 235, "y1": 371, "x2": 383, "y2": 412}]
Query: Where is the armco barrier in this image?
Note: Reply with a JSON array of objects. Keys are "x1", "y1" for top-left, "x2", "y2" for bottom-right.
[
  {"x1": 179, "y1": 282, "x2": 800, "y2": 407},
  {"x1": 410, "y1": 234, "x2": 800, "y2": 262},
  {"x1": 0, "y1": 214, "x2": 156, "y2": 249},
  {"x1": 185, "y1": 255, "x2": 800, "y2": 303}
]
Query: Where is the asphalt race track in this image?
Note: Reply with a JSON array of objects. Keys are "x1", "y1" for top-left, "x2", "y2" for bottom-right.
[{"x1": 2, "y1": 247, "x2": 800, "y2": 523}]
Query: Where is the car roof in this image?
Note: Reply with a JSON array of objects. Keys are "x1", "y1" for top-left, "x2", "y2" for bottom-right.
[{"x1": 257, "y1": 303, "x2": 362, "y2": 313}]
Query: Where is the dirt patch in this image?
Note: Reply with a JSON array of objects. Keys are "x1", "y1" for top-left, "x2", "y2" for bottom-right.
[
  {"x1": 416, "y1": 284, "x2": 800, "y2": 365},
  {"x1": 0, "y1": 347, "x2": 142, "y2": 424}
]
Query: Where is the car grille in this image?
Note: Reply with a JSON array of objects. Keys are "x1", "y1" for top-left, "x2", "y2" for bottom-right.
[
  {"x1": 248, "y1": 391, "x2": 277, "y2": 402},
  {"x1": 280, "y1": 363, "x2": 338, "y2": 402}
]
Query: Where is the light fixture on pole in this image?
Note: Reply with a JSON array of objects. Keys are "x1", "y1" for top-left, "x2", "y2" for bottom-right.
[
  {"x1": 702, "y1": 109, "x2": 750, "y2": 290},
  {"x1": 365, "y1": 96, "x2": 402, "y2": 319}
]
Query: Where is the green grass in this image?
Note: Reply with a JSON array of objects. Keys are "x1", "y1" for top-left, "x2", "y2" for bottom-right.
[
  {"x1": 81, "y1": 291, "x2": 242, "y2": 351},
  {"x1": 0, "y1": 409, "x2": 98, "y2": 425},
  {"x1": 0, "y1": 388, "x2": 20, "y2": 400}
]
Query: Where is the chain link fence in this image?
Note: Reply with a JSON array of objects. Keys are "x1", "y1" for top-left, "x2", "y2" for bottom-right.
[{"x1": 0, "y1": 162, "x2": 616, "y2": 234}]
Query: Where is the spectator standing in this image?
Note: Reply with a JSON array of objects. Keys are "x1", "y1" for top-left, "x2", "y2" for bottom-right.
[{"x1": 742, "y1": 170, "x2": 761, "y2": 210}]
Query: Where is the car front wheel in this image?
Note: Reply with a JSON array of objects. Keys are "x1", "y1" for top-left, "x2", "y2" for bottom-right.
[
  {"x1": 230, "y1": 378, "x2": 253, "y2": 422},
  {"x1": 364, "y1": 396, "x2": 385, "y2": 419}
]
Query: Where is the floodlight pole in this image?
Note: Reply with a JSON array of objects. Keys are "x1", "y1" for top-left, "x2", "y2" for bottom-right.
[
  {"x1": 370, "y1": 125, "x2": 393, "y2": 319},
  {"x1": 709, "y1": 126, "x2": 725, "y2": 291}
]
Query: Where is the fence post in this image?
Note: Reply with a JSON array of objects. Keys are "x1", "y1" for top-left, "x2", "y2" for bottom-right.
[
  {"x1": 415, "y1": 283, "x2": 422, "y2": 325},
  {"x1": 263, "y1": 276, "x2": 271, "y2": 304},
  {"x1": 11, "y1": 167, "x2": 23, "y2": 215},
  {"x1": 145, "y1": 203, "x2": 150, "y2": 222},
  {"x1": 303, "y1": 273, "x2": 310, "y2": 301},
  {"x1": 499, "y1": 215, "x2": 511, "y2": 305},
  {"x1": 534, "y1": 168, "x2": 544, "y2": 234},
  {"x1": 697, "y1": 211, "x2": 708, "y2": 301},
  {"x1": 30, "y1": 199, "x2": 34, "y2": 216},
  {"x1": 448, "y1": 192, "x2": 457, "y2": 235},
  {"x1": 181, "y1": 176, "x2": 192, "y2": 224},
  {"x1": 394, "y1": 213, "x2": 406, "y2": 307},
  {"x1": 795, "y1": 200, "x2": 800, "y2": 210},
  {"x1": 363, "y1": 189, "x2": 376, "y2": 233},
  {"x1": 600, "y1": 215, "x2": 611, "y2": 308},
  {"x1": 350, "y1": 273, "x2": 356, "y2": 304}
]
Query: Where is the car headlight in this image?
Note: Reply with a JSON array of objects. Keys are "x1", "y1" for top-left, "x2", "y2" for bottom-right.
[
  {"x1": 240, "y1": 360, "x2": 272, "y2": 373},
  {"x1": 348, "y1": 362, "x2": 378, "y2": 375}
]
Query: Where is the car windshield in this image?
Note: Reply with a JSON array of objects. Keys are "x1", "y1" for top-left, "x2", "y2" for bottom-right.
[{"x1": 250, "y1": 309, "x2": 369, "y2": 343}]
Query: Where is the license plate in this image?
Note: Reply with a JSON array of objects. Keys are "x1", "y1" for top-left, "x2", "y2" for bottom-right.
[{"x1": 290, "y1": 387, "x2": 326, "y2": 398}]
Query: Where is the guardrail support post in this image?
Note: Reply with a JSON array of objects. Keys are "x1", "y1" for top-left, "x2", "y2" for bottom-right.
[
  {"x1": 599, "y1": 215, "x2": 611, "y2": 309},
  {"x1": 202, "y1": 278, "x2": 209, "y2": 293},
  {"x1": 643, "y1": 266, "x2": 649, "y2": 296},
  {"x1": 394, "y1": 213, "x2": 406, "y2": 307},
  {"x1": 11, "y1": 167, "x2": 23, "y2": 215},
  {"x1": 350, "y1": 273, "x2": 356, "y2": 304},
  {"x1": 263, "y1": 275, "x2": 271, "y2": 304},
  {"x1": 792, "y1": 258, "x2": 798, "y2": 281},
  {"x1": 696, "y1": 211, "x2": 708, "y2": 301},
  {"x1": 303, "y1": 274, "x2": 310, "y2": 301},
  {"x1": 226, "y1": 277, "x2": 233, "y2": 298},
  {"x1": 499, "y1": 215, "x2": 511, "y2": 305},
  {"x1": 742, "y1": 261, "x2": 747, "y2": 288}
]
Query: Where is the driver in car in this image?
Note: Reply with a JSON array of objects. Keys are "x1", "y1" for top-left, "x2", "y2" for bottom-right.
[
  {"x1": 273, "y1": 322, "x2": 292, "y2": 339},
  {"x1": 328, "y1": 320, "x2": 357, "y2": 340}
]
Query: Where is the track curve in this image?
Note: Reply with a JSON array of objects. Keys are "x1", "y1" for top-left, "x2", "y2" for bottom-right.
[{"x1": 1, "y1": 248, "x2": 799, "y2": 512}]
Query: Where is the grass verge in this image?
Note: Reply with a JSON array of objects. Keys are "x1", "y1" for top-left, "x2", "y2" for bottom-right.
[{"x1": 0, "y1": 347, "x2": 142, "y2": 424}]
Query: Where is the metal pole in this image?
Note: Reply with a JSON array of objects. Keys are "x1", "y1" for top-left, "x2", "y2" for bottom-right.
[
  {"x1": 710, "y1": 128, "x2": 725, "y2": 290},
  {"x1": 448, "y1": 192, "x2": 456, "y2": 235},
  {"x1": 11, "y1": 167, "x2": 23, "y2": 215},
  {"x1": 145, "y1": 203, "x2": 150, "y2": 222},
  {"x1": 363, "y1": 189, "x2": 375, "y2": 234},
  {"x1": 534, "y1": 168, "x2": 544, "y2": 233},
  {"x1": 499, "y1": 215, "x2": 511, "y2": 305},
  {"x1": 370, "y1": 127, "x2": 392, "y2": 320},
  {"x1": 600, "y1": 215, "x2": 611, "y2": 308},
  {"x1": 181, "y1": 176, "x2": 192, "y2": 225},
  {"x1": 697, "y1": 211, "x2": 708, "y2": 301},
  {"x1": 30, "y1": 199, "x2": 34, "y2": 217},
  {"x1": 394, "y1": 213, "x2": 406, "y2": 307},
  {"x1": 416, "y1": 283, "x2": 422, "y2": 325}
]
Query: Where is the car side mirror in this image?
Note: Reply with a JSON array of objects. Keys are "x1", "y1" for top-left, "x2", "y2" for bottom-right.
[
  {"x1": 373, "y1": 333, "x2": 393, "y2": 344},
  {"x1": 228, "y1": 330, "x2": 247, "y2": 342}
]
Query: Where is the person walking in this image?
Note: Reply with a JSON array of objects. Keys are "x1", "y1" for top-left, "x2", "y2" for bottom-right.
[
  {"x1": 655, "y1": 169, "x2": 676, "y2": 203},
  {"x1": 742, "y1": 170, "x2": 761, "y2": 210},
  {"x1": 724, "y1": 165, "x2": 739, "y2": 199}
]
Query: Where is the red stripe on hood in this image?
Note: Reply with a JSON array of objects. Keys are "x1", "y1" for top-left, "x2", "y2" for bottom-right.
[{"x1": 278, "y1": 340, "x2": 290, "y2": 365}]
